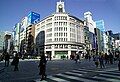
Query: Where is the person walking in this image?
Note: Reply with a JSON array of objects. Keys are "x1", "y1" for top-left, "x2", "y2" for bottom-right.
[
  {"x1": 5, "y1": 52, "x2": 10, "y2": 67},
  {"x1": 94, "y1": 53, "x2": 99, "y2": 68},
  {"x1": 74, "y1": 54, "x2": 79, "y2": 63},
  {"x1": 104, "y1": 53, "x2": 109, "y2": 64},
  {"x1": 109, "y1": 52, "x2": 113, "y2": 64},
  {"x1": 99, "y1": 54, "x2": 105, "y2": 68},
  {"x1": 11, "y1": 53, "x2": 19, "y2": 71},
  {"x1": 38, "y1": 54, "x2": 47, "y2": 81}
]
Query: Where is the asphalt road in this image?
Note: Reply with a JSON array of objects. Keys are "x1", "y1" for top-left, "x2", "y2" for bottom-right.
[{"x1": 0, "y1": 59, "x2": 118, "y2": 82}]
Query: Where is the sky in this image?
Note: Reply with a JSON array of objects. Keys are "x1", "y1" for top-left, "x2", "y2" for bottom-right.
[{"x1": 0, "y1": 0, "x2": 120, "y2": 33}]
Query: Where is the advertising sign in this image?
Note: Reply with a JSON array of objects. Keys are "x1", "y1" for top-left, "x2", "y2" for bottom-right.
[{"x1": 27, "y1": 12, "x2": 40, "y2": 26}]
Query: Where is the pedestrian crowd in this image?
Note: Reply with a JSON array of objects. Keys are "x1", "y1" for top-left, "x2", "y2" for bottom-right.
[
  {"x1": 93, "y1": 51, "x2": 120, "y2": 69},
  {"x1": 69, "y1": 50, "x2": 120, "y2": 70},
  {"x1": 0, "y1": 50, "x2": 20, "y2": 71}
]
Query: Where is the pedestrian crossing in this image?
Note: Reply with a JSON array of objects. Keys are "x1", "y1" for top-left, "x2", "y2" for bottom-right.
[{"x1": 35, "y1": 68, "x2": 120, "y2": 82}]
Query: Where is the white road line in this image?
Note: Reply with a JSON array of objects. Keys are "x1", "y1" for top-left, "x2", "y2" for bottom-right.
[
  {"x1": 47, "y1": 76, "x2": 70, "y2": 82},
  {"x1": 100, "y1": 73, "x2": 120, "y2": 79},
  {"x1": 56, "y1": 73, "x2": 96, "y2": 82},
  {"x1": 65, "y1": 71, "x2": 82, "y2": 76},
  {"x1": 72, "y1": 70, "x2": 87, "y2": 73},
  {"x1": 93, "y1": 76, "x2": 120, "y2": 82}
]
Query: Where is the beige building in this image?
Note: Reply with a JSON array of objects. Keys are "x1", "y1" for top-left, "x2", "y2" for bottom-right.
[{"x1": 26, "y1": 25, "x2": 35, "y2": 55}]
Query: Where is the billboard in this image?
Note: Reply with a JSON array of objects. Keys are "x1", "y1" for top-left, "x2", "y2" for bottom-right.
[{"x1": 27, "y1": 12, "x2": 40, "y2": 26}]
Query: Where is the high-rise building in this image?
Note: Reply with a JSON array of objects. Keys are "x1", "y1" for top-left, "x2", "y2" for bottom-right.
[
  {"x1": 0, "y1": 31, "x2": 5, "y2": 53},
  {"x1": 12, "y1": 11, "x2": 40, "y2": 55},
  {"x1": 35, "y1": 0, "x2": 85, "y2": 58},
  {"x1": 26, "y1": 24, "x2": 35, "y2": 55},
  {"x1": 95, "y1": 20, "x2": 105, "y2": 32},
  {"x1": 94, "y1": 28, "x2": 104, "y2": 53},
  {"x1": 84, "y1": 12, "x2": 96, "y2": 51},
  {"x1": 105, "y1": 30, "x2": 114, "y2": 53},
  {"x1": 95, "y1": 20, "x2": 105, "y2": 53},
  {"x1": 4, "y1": 31, "x2": 13, "y2": 53},
  {"x1": 13, "y1": 23, "x2": 20, "y2": 52},
  {"x1": 113, "y1": 33, "x2": 120, "y2": 51},
  {"x1": 84, "y1": 11, "x2": 96, "y2": 33}
]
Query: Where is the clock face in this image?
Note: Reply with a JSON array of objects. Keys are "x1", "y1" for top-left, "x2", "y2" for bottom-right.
[{"x1": 58, "y1": 4, "x2": 63, "y2": 8}]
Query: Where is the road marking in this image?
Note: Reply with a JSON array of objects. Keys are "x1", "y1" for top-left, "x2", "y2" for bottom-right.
[
  {"x1": 93, "y1": 76, "x2": 120, "y2": 82},
  {"x1": 47, "y1": 76, "x2": 69, "y2": 82},
  {"x1": 55, "y1": 73, "x2": 96, "y2": 82}
]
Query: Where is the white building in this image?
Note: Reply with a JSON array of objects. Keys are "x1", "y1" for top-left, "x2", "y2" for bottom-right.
[
  {"x1": 84, "y1": 11, "x2": 96, "y2": 33},
  {"x1": 115, "y1": 40, "x2": 120, "y2": 49},
  {"x1": 0, "y1": 31, "x2": 5, "y2": 52},
  {"x1": 35, "y1": 0, "x2": 85, "y2": 59},
  {"x1": 14, "y1": 23, "x2": 20, "y2": 52},
  {"x1": 4, "y1": 31, "x2": 13, "y2": 53},
  {"x1": 20, "y1": 17, "x2": 28, "y2": 43}
]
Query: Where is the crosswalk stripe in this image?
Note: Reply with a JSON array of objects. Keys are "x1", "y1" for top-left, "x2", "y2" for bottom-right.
[
  {"x1": 47, "y1": 76, "x2": 69, "y2": 82},
  {"x1": 34, "y1": 69, "x2": 120, "y2": 82},
  {"x1": 93, "y1": 76, "x2": 120, "y2": 82},
  {"x1": 98, "y1": 71, "x2": 120, "y2": 76},
  {"x1": 65, "y1": 72, "x2": 82, "y2": 76},
  {"x1": 63, "y1": 72, "x2": 110, "y2": 82},
  {"x1": 99, "y1": 74, "x2": 120, "y2": 79},
  {"x1": 71, "y1": 70, "x2": 87, "y2": 74},
  {"x1": 55, "y1": 73, "x2": 84, "y2": 82},
  {"x1": 63, "y1": 72, "x2": 96, "y2": 82}
]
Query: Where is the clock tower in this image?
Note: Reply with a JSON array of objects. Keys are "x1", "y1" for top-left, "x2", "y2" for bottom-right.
[{"x1": 56, "y1": 0, "x2": 65, "y2": 13}]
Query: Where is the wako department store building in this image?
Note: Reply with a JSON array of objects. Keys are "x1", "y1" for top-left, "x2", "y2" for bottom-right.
[{"x1": 35, "y1": 0, "x2": 85, "y2": 58}]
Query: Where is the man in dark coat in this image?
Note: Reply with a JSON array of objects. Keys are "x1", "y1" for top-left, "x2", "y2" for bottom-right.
[
  {"x1": 5, "y1": 52, "x2": 10, "y2": 67},
  {"x1": 38, "y1": 54, "x2": 47, "y2": 81}
]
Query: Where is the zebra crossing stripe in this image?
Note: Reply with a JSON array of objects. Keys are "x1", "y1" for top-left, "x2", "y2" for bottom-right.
[
  {"x1": 98, "y1": 71, "x2": 120, "y2": 76},
  {"x1": 71, "y1": 70, "x2": 87, "y2": 74},
  {"x1": 63, "y1": 71, "x2": 110, "y2": 82},
  {"x1": 65, "y1": 72, "x2": 82, "y2": 76},
  {"x1": 63, "y1": 72, "x2": 96, "y2": 82},
  {"x1": 47, "y1": 76, "x2": 69, "y2": 82},
  {"x1": 99, "y1": 73, "x2": 120, "y2": 80},
  {"x1": 54, "y1": 73, "x2": 84, "y2": 82},
  {"x1": 93, "y1": 76, "x2": 120, "y2": 82},
  {"x1": 34, "y1": 69, "x2": 120, "y2": 82}
]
